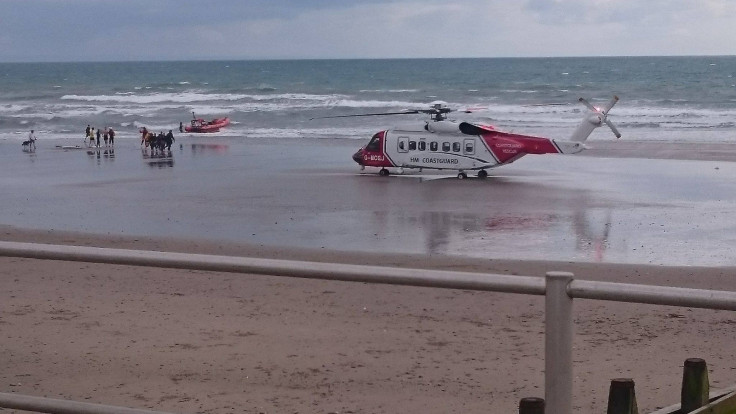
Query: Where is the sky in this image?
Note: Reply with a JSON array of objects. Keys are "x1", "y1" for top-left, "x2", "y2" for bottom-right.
[{"x1": 1, "y1": 0, "x2": 735, "y2": 62}]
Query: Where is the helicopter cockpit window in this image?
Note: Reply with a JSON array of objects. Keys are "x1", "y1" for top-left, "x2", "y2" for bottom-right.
[
  {"x1": 409, "y1": 141, "x2": 417, "y2": 151},
  {"x1": 442, "y1": 142, "x2": 450, "y2": 152},
  {"x1": 366, "y1": 133, "x2": 381, "y2": 151},
  {"x1": 418, "y1": 140, "x2": 426, "y2": 151},
  {"x1": 452, "y1": 142, "x2": 461, "y2": 152},
  {"x1": 430, "y1": 141, "x2": 438, "y2": 152}
]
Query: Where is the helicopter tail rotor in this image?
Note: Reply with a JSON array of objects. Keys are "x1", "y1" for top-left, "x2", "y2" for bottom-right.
[{"x1": 569, "y1": 96, "x2": 621, "y2": 142}]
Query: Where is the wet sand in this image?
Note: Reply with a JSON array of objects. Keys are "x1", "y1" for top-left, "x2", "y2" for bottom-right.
[
  {"x1": 3, "y1": 137, "x2": 736, "y2": 266},
  {"x1": 2, "y1": 138, "x2": 736, "y2": 413}
]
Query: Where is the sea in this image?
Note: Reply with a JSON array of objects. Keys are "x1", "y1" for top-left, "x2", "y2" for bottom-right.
[{"x1": 1, "y1": 56, "x2": 736, "y2": 143}]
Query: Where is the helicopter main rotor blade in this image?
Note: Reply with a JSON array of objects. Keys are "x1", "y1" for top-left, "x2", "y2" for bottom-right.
[
  {"x1": 310, "y1": 110, "x2": 420, "y2": 120},
  {"x1": 578, "y1": 97, "x2": 599, "y2": 113},
  {"x1": 605, "y1": 119, "x2": 622, "y2": 138},
  {"x1": 603, "y1": 95, "x2": 619, "y2": 113}
]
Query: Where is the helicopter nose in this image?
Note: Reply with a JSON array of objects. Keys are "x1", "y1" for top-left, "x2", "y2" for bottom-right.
[{"x1": 352, "y1": 149, "x2": 363, "y2": 164}]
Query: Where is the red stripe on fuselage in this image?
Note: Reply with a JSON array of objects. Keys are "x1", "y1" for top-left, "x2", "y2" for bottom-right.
[{"x1": 481, "y1": 131, "x2": 559, "y2": 164}]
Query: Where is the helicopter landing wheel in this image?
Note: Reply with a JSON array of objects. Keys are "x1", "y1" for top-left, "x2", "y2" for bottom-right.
[
  {"x1": 379, "y1": 168, "x2": 390, "y2": 177},
  {"x1": 457, "y1": 172, "x2": 467, "y2": 180},
  {"x1": 477, "y1": 170, "x2": 488, "y2": 179}
]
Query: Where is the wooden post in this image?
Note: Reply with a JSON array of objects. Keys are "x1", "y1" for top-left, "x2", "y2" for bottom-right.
[
  {"x1": 681, "y1": 358, "x2": 709, "y2": 413},
  {"x1": 519, "y1": 397, "x2": 545, "y2": 414},
  {"x1": 607, "y1": 378, "x2": 638, "y2": 414}
]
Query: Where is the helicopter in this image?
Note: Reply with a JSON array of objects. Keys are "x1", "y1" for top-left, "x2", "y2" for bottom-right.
[{"x1": 316, "y1": 97, "x2": 620, "y2": 179}]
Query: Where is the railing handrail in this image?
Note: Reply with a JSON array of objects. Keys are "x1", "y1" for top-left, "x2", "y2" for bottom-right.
[
  {"x1": 0, "y1": 241, "x2": 547, "y2": 295},
  {"x1": 0, "y1": 391, "x2": 175, "y2": 414},
  {"x1": 1, "y1": 240, "x2": 735, "y2": 414},
  {"x1": 1, "y1": 241, "x2": 734, "y2": 310}
]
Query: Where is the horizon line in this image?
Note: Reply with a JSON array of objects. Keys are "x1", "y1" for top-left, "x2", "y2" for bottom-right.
[{"x1": 2, "y1": 54, "x2": 735, "y2": 64}]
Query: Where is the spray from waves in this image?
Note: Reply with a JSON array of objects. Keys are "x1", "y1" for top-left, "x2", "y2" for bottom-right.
[
  {"x1": 217, "y1": 126, "x2": 380, "y2": 139},
  {"x1": 59, "y1": 92, "x2": 424, "y2": 112},
  {"x1": 60, "y1": 92, "x2": 350, "y2": 104},
  {"x1": 0, "y1": 104, "x2": 31, "y2": 114},
  {"x1": 359, "y1": 89, "x2": 420, "y2": 93}
]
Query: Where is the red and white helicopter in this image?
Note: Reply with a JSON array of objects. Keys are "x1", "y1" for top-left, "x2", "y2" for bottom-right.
[{"x1": 322, "y1": 96, "x2": 620, "y2": 179}]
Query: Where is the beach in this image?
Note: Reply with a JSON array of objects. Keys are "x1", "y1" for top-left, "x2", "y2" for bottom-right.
[
  {"x1": 2, "y1": 138, "x2": 736, "y2": 413},
  {"x1": 2, "y1": 226, "x2": 736, "y2": 414}
]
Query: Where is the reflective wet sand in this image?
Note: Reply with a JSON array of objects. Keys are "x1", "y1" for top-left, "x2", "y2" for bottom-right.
[{"x1": 2, "y1": 137, "x2": 736, "y2": 266}]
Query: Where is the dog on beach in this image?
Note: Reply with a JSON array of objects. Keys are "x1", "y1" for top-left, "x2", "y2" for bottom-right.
[{"x1": 22, "y1": 140, "x2": 32, "y2": 148}]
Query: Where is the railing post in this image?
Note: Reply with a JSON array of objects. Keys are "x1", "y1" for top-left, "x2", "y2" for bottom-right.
[
  {"x1": 681, "y1": 358, "x2": 709, "y2": 413},
  {"x1": 519, "y1": 397, "x2": 545, "y2": 413},
  {"x1": 607, "y1": 378, "x2": 639, "y2": 414},
  {"x1": 545, "y1": 271, "x2": 574, "y2": 414}
]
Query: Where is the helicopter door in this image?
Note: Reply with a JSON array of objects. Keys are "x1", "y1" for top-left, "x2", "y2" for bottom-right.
[
  {"x1": 463, "y1": 138, "x2": 475, "y2": 155},
  {"x1": 397, "y1": 136, "x2": 409, "y2": 153}
]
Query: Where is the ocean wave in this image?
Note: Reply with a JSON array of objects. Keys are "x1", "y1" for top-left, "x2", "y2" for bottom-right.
[
  {"x1": 359, "y1": 89, "x2": 419, "y2": 93},
  {"x1": 133, "y1": 120, "x2": 180, "y2": 131},
  {"x1": 60, "y1": 92, "x2": 348, "y2": 104},
  {"x1": 321, "y1": 99, "x2": 421, "y2": 109},
  {"x1": 0, "y1": 104, "x2": 30, "y2": 114},
  {"x1": 62, "y1": 92, "x2": 251, "y2": 104},
  {"x1": 238, "y1": 126, "x2": 380, "y2": 139}
]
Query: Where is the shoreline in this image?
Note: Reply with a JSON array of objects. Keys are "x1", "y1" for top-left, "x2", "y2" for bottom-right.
[{"x1": 9, "y1": 135, "x2": 736, "y2": 161}]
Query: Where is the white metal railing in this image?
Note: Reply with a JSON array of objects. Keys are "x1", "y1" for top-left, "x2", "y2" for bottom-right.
[
  {"x1": 0, "y1": 391, "x2": 175, "y2": 414},
  {"x1": 1, "y1": 240, "x2": 735, "y2": 414}
]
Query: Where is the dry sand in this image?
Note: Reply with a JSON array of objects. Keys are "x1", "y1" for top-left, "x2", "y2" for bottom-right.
[
  {"x1": 1, "y1": 225, "x2": 736, "y2": 414},
  {"x1": 2, "y1": 140, "x2": 736, "y2": 413}
]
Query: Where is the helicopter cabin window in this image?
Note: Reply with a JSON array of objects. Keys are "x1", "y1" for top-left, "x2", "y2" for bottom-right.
[
  {"x1": 442, "y1": 142, "x2": 451, "y2": 152},
  {"x1": 464, "y1": 139, "x2": 475, "y2": 155},
  {"x1": 430, "y1": 141, "x2": 438, "y2": 152},
  {"x1": 418, "y1": 140, "x2": 426, "y2": 151},
  {"x1": 409, "y1": 140, "x2": 417, "y2": 151},
  {"x1": 397, "y1": 136, "x2": 409, "y2": 153},
  {"x1": 452, "y1": 142, "x2": 461, "y2": 152},
  {"x1": 366, "y1": 133, "x2": 381, "y2": 151}
]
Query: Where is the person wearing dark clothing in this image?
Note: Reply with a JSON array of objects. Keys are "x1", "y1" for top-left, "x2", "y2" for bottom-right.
[
  {"x1": 96, "y1": 128, "x2": 101, "y2": 147},
  {"x1": 179, "y1": 122, "x2": 184, "y2": 133},
  {"x1": 108, "y1": 128, "x2": 115, "y2": 145},
  {"x1": 165, "y1": 130, "x2": 176, "y2": 150}
]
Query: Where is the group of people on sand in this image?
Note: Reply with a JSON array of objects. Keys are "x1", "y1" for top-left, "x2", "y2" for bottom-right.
[
  {"x1": 85, "y1": 125, "x2": 115, "y2": 148},
  {"x1": 139, "y1": 127, "x2": 176, "y2": 152}
]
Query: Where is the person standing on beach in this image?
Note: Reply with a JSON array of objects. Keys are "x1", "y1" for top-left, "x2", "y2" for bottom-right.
[
  {"x1": 179, "y1": 122, "x2": 184, "y2": 133},
  {"x1": 108, "y1": 127, "x2": 115, "y2": 146},
  {"x1": 96, "y1": 128, "x2": 101, "y2": 147},
  {"x1": 165, "y1": 130, "x2": 175, "y2": 150},
  {"x1": 103, "y1": 128, "x2": 109, "y2": 146},
  {"x1": 85, "y1": 125, "x2": 90, "y2": 140},
  {"x1": 87, "y1": 127, "x2": 94, "y2": 147},
  {"x1": 28, "y1": 129, "x2": 37, "y2": 150}
]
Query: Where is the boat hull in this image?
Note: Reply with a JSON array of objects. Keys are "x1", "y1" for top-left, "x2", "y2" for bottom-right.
[{"x1": 185, "y1": 117, "x2": 230, "y2": 133}]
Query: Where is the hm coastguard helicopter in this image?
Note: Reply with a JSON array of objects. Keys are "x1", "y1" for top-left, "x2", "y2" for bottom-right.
[{"x1": 318, "y1": 96, "x2": 620, "y2": 179}]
